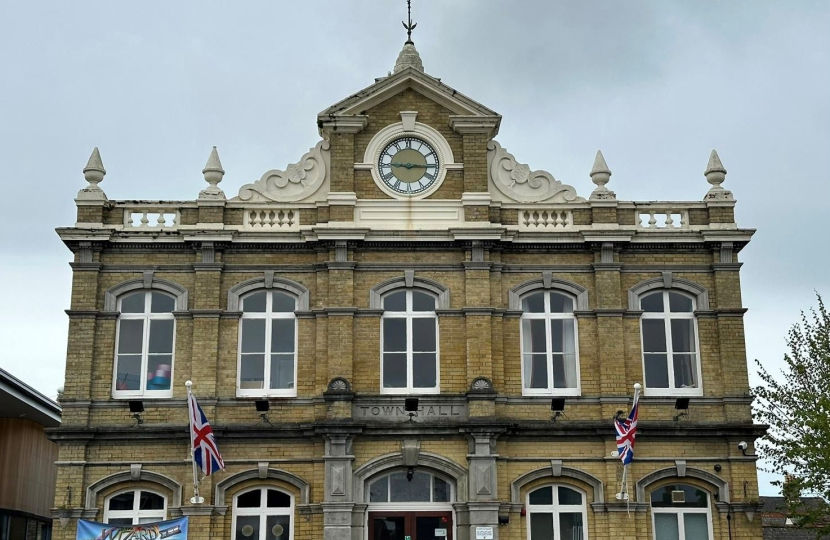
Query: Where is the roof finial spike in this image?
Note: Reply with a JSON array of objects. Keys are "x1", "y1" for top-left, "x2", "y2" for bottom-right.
[
  {"x1": 199, "y1": 145, "x2": 226, "y2": 200},
  {"x1": 703, "y1": 149, "x2": 733, "y2": 201},
  {"x1": 402, "y1": 0, "x2": 417, "y2": 44},
  {"x1": 77, "y1": 147, "x2": 107, "y2": 200},
  {"x1": 589, "y1": 150, "x2": 616, "y2": 200}
]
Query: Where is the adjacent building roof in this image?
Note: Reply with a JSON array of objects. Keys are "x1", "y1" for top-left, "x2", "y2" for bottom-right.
[
  {"x1": 760, "y1": 496, "x2": 830, "y2": 540},
  {"x1": 0, "y1": 367, "x2": 61, "y2": 428}
]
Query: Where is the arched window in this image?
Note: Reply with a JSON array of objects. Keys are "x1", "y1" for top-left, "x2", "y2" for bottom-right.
[
  {"x1": 103, "y1": 489, "x2": 166, "y2": 525},
  {"x1": 367, "y1": 470, "x2": 453, "y2": 503},
  {"x1": 238, "y1": 291, "x2": 297, "y2": 397},
  {"x1": 520, "y1": 291, "x2": 580, "y2": 395},
  {"x1": 381, "y1": 290, "x2": 439, "y2": 394},
  {"x1": 526, "y1": 485, "x2": 587, "y2": 540},
  {"x1": 650, "y1": 484, "x2": 712, "y2": 540},
  {"x1": 233, "y1": 487, "x2": 292, "y2": 540},
  {"x1": 114, "y1": 291, "x2": 176, "y2": 398},
  {"x1": 640, "y1": 291, "x2": 701, "y2": 395}
]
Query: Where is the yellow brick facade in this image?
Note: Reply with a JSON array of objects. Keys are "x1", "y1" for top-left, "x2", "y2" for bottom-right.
[{"x1": 52, "y1": 57, "x2": 761, "y2": 540}]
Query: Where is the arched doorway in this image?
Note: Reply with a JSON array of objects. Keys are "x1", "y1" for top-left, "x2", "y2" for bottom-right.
[{"x1": 366, "y1": 469, "x2": 455, "y2": 540}]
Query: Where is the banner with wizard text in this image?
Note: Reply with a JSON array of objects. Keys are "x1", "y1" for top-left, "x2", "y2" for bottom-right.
[{"x1": 76, "y1": 517, "x2": 188, "y2": 540}]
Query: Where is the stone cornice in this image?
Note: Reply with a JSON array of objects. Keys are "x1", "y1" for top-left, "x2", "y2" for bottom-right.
[{"x1": 317, "y1": 115, "x2": 369, "y2": 134}]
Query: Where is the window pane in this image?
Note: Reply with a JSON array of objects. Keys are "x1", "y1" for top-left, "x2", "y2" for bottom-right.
[
  {"x1": 146, "y1": 356, "x2": 172, "y2": 390},
  {"x1": 651, "y1": 485, "x2": 709, "y2": 508},
  {"x1": 654, "y1": 514, "x2": 680, "y2": 540},
  {"x1": 118, "y1": 319, "x2": 144, "y2": 354},
  {"x1": 671, "y1": 320, "x2": 696, "y2": 353},
  {"x1": 237, "y1": 490, "x2": 261, "y2": 508},
  {"x1": 272, "y1": 292, "x2": 295, "y2": 313},
  {"x1": 108, "y1": 492, "x2": 135, "y2": 510},
  {"x1": 412, "y1": 318, "x2": 436, "y2": 351},
  {"x1": 270, "y1": 354, "x2": 294, "y2": 390},
  {"x1": 684, "y1": 514, "x2": 710, "y2": 540},
  {"x1": 107, "y1": 518, "x2": 134, "y2": 526},
  {"x1": 369, "y1": 478, "x2": 388, "y2": 502},
  {"x1": 558, "y1": 487, "x2": 582, "y2": 505},
  {"x1": 559, "y1": 512, "x2": 584, "y2": 540},
  {"x1": 523, "y1": 319, "x2": 548, "y2": 353},
  {"x1": 121, "y1": 293, "x2": 145, "y2": 313},
  {"x1": 383, "y1": 318, "x2": 406, "y2": 352},
  {"x1": 241, "y1": 320, "x2": 266, "y2": 353},
  {"x1": 529, "y1": 486, "x2": 553, "y2": 505},
  {"x1": 267, "y1": 489, "x2": 291, "y2": 508},
  {"x1": 525, "y1": 354, "x2": 548, "y2": 389},
  {"x1": 240, "y1": 354, "x2": 265, "y2": 389},
  {"x1": 644, "y1": 354, "x2": 669, "y2": 388},
  {"x1": 522, "y1": 293, "x2": 545, "y2": 313},
  {"x1": 669, "y1": 292, "x2": 694, "y2": 312},
  {"x1": 641, "y1": 292, "x2": 664, "y2": 312},
  {"x1": 115, "y1": 355, "x2": 142, "y2": 391},
  {"x1": 266, "y1": 515, "x2": 290, "y2": 540},
  {"x1": 390, "y1": 471, "x2": 430, "y2": 502},
  {"x1": 412, "y1": 291, "x2": 435, "y2": 311},
  {"x1": 139, "y1": 492, "x2": 165, "y2": 510},
  {"x1": 529, "y1": 513, "x2": 554, "y2": 540},
  {"x1": 413, "y1": 353, "x2": 437, "y2": 388},
  {"x1": 149, "y1": 320, "x2": 174, "y2": 353},
  {"x1": 384, "y1": 291, "x2": 406, "y2": 311},
  {"x1": 243, "y1": 292, "x2": 267, "y2": 313},
  {"x1": 642, "y1": 319, "x2": 667, "y2": 353},
  {"x1": 552, "y1": 354, "x2": 578, "y2": 389},
  {"x1": 551, "y1": 319, "x2": 575, "y2": 354},
  {"x1": 433, "y1": 477, "x2": 449, "y2": 502},
  {"x1": 550, "y1": 293, "x2": 574, "y2": 313},
  {"x1": 271, "y1": 319, "x2": 295, "y2": 353},
  {"x1": 674, "y1": 355, "x2": 697, "y2": 388},
  {"x1": 151, "y1": 293, "x2": 175, "y2": 313},
  {"x1": 235, "y1": 515, "x2": 259, "y2": 540},
  {"x1": 138, "y1": 516, "x2": 164, "y2": 524},
  {"x1": 383, "y1": 353, "x2": 407, "y2": 388}
]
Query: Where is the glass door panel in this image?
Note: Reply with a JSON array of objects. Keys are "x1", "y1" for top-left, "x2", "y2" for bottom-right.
[{"x1": 371, "y1": 515, "x2": 406, "y2": 540}]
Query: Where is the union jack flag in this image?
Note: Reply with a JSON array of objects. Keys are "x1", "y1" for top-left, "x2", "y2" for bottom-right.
[
  {"x1": 188, "y1": 393, "x2": 225, "y2": 476},
  {"x1": 615, "y1": 390, "x2": 640, "y2": 465}
]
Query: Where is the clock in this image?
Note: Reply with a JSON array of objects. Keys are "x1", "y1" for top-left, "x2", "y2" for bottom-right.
[{"x1": 377, "y1": 136, "x2": 440, "y2": 195}]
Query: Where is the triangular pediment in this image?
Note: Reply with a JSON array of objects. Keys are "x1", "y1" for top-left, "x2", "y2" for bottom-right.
[{"x1": 318, "y1": 67, "x2": 500, "y2": 122}]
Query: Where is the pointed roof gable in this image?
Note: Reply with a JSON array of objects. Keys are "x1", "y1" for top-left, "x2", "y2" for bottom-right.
[{"x1": 318, "y1": 66, "x2": 501, "y2": 129}]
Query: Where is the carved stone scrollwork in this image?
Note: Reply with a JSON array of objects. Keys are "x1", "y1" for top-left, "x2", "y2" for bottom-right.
[
  {"x1": 237, "y1": 141, "x2": 330, "y2": 202},
  {"x1": 487, "y1": 141, "x2": 580, "y2": 203}
]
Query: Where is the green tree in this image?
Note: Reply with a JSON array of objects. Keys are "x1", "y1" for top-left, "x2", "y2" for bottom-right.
[{"x1": 754, "y1": 294, "x2": 830, "y2": 532}]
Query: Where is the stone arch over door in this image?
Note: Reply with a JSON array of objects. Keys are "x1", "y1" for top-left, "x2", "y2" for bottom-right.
[{"x1": 353, "y1": 451, "x2": 469, "y2": 503}]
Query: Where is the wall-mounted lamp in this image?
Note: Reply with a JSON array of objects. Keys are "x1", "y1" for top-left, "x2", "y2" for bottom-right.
[
  {"x1": 673, "y1": 398, "x2": 690, "y2": 422},
  {"x1": 405, "y1": 398, "x2": 419, "y2": 423},
  {"x1": 128, "y1": 400, "x2": 144, "y2": 426},
  {"x1": 550, "y1": 398, "x2": 566, "y2": 421},
  {"x1": 255, "y1": 400, "x2": 271, "y2": 424},
  {"x1": 498, "y1": 515, "x2": 510, "y2": 525}
]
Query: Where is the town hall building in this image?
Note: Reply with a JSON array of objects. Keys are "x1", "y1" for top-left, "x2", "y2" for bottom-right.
[{"x1": 51, "y1": 28, "x2": 763, "y2": 540}]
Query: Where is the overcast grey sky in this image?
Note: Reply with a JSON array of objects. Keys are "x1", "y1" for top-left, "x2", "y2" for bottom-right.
[{"x1": 1, "y1": 1, "x2": 828, "y2": 495}]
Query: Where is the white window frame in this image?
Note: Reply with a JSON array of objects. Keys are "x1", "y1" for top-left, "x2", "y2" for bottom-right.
[
  {"x1": 640, "y1": 290, "x2": 703, "y2": 397},
  {"x1": 233, "y1": 486, "x2": 294, "y2": 540},
  {"x1": 366, "y1": 470, "x2": 455, "y2": 506},
  {"x1": 112, "y1": 291, "x2": 176, "y2": 399},
  {"x1": 237, "y1": 291, "x2": 298, "y2": 398},
  {"x1": 650, "y1": 486, "x2": 714, "y2": 540},
  {"x1": 103, "y1": 489, "x2": 167, "y2": 525},
  {"x1": 525, "y1": 484, "x2": 588, "y2": 540},
  {"x1": 380, "y1": 289, "x2": 440, "y2": 395},
  {"x1": 520, "y1": 291, "x2": 581, "y2": 396}
]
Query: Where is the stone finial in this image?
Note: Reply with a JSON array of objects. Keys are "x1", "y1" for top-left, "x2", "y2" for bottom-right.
[
  {"x1": 393, "y1": 41, "x2": 424, "y2": 74},
  {"x1": 703, "y1": 149, "x2": 733, "y2": 201},
  {"x1": 589, "y1": 150, "x2": 615, "y2": 200},
  {"x1": 77, "y1": 147, "x2": 107, "y2": 201},
  {"x1": 199, "y1": 146, "x2": 226, "y2": 200}
]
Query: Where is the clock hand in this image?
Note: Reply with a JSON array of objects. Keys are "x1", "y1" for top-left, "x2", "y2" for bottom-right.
[{"x1": 390, "y1": 162, "x2": 437, "y2": 169}]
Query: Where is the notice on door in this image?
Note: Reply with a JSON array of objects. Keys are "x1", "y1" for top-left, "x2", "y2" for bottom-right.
[
  {"x1": 475, "y1": 526, "x2": 494, "y2": 539},
  {"x1": 434, "y1": 528, "x2": 447, "y2": 537}
]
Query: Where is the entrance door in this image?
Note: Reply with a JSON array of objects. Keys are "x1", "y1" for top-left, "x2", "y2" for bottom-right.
[{"x1": 369, "y1": 511, "x2": 453, "y2": 540}]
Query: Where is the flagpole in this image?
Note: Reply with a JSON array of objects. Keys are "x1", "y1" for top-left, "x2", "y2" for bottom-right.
[
  {"x1": 185, "y1": 380, "x2": 204, "y2": 504},
  {"x1": 616, "y1": 382, "x2": 641, "y2": 502}
]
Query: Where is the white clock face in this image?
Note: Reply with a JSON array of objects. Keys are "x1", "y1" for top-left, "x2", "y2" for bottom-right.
[{"x1": 377, "y1": 137, "x2": 440, "y2": 195}]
